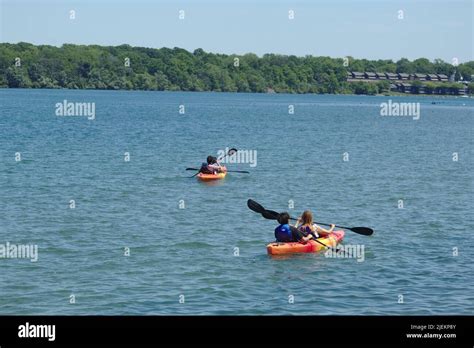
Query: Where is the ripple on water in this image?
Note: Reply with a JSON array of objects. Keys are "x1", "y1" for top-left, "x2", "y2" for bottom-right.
[{"x1": 1, "y1": 90, "x2": 473, "y2": 314}]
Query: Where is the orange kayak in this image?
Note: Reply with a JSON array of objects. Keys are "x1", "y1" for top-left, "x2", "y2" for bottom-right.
[
  {"x1": 197, "y1": 167, "x2": 227, "y2": 181},
  {"x1": 266, "y1": 230, "x2": 345, "y2": 255}
]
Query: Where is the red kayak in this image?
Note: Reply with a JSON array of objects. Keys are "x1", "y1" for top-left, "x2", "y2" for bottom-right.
[{"x1": 266, "y1": 230, "x2": 345, "y2": 255}]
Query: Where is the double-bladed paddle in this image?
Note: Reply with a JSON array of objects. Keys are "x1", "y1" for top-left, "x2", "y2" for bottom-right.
[
  {"x1": 186, "y1": 148, "x2": 250, "y2": 177},
  {"x1": 247, "y1": 200, "x2": 344, "y2": 252},
  {"x1": 247, "y1": 199, "x2": 374, "y2": 236},
  {"x1": 186, "y1": 168, "x2": 250, "y2": 174}
]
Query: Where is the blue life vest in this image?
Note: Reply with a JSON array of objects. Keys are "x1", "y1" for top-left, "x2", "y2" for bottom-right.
[{"x1": 274, "y1": 224, "x2": 293, "y2": 242}]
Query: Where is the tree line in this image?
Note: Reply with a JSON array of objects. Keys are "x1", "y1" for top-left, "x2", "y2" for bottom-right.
[{"x1": 1, "y1": 42, "x2": 473, "y2": 95}]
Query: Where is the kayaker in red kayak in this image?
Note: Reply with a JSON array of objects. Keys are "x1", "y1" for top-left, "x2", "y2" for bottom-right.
[
  {"x1": 296, "y1": 210, "x2": 335, "y2": 238},
  {"x1": 274, "y1": 212, "x2": 313, "y2": 243},
  {"x1": 200, "y1": 155, "x2": 225, "y2": 174}
]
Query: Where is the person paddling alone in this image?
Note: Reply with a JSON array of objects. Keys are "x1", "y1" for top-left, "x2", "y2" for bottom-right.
[
  {"x1": 274, "y1": 212, "x2": 313, "y2": 243},
  {"x1": 200, "y1": 155, "x2": 225, "y2": 174}
]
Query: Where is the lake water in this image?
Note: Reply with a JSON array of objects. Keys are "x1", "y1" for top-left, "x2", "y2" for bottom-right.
[{"x1": 0, "y1": 89, "x2": 473, "y2": 315}]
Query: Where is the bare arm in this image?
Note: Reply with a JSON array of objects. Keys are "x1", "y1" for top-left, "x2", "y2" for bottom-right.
[
  {"x1": 291, "y1": 218, "x2": 302, "y2": 228},
  {"x1": 315, "y1": 224, "x2": 335, "y2": 236}
]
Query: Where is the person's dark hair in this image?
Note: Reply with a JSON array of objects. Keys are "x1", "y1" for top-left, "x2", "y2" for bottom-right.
[
  {"x1": 278, "y1": 212, "x2": 290, "y2": 224},
  {"x1": 207, "y1": 156, "x2": 215, "y2": 164},
  {"x1": 207, "y1": 156, "x2": 218, "y2": 164}
]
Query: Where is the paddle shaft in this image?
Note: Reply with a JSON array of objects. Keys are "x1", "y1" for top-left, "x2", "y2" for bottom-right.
[
  {"x1": 289, "y1": 221, "x2": 342, "y2": 253},
  {"x1": 290, "y1": 216, "x2": 370, "y2": 234},
  {"x1": 217, "y1": 149, "x2": 235, "y2": 163},
  {"x1": 289, "y1": 217, "x2": 337, "y2": 229},
  {"x1": 247, "y1": 199, "x2": 346, "y2": 253},
  {"x1": 247, "y1": 199, "x2": 373, "y2": 236},
  {"x1": 186, "y1": 149, "x2": 231, "y2": 178},
  {"x1": 186, "y1": 168, "x2": 249, "y2": 174},
  {"x1": 187, "y1": 148, "x2": 242, "y2": 177},
  {"x1": 307, "y1": 231, "x2": 342, "y2": 253}
]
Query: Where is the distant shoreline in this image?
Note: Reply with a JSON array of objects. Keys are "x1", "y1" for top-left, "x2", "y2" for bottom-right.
[
  {"x1": 2, "y1": 87, "x2": 472, "y2": 100},
  {"x1": 1, "y1": 42, "x2": 473, "y2": 96}
]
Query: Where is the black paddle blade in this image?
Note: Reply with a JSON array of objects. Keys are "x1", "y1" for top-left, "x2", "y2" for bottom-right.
[
  {"x1": 350, "y1": 227, "x2": 374, "y2": 236},
  {"x1": 228, "y1": 148, "x2": 238, "y2": 156},
  {"x1": 247, "y1": 199, "x2": 265, "y2": 214},
  {"x1": 262, "y1": 210, "x2": 280, "y2": 220},
  {"x1": 186, "y1": 168, "x2": 200, "y2": 171}
]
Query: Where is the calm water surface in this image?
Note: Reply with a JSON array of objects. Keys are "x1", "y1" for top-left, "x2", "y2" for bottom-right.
[{"x1": 0, "y1": 89, "x2": 473, "y2": 314}]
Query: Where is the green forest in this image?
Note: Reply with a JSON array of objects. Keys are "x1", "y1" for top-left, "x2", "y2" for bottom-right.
[{"x1": 1, "y1": 42, "x2": 473, "y2": 95}]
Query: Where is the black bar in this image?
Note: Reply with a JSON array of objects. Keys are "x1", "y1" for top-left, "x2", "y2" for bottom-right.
[{"x1": 0, "y1": 316, "x2": 472, "y2": 346}]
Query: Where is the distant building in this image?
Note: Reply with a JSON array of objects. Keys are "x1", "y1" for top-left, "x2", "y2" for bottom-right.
[
  {"x1": 413, "y1": 73, "x2": 427, "y2": 81},
  {"x1": 412, "y1": 84, "x2": 426, "y2": 94},
  {"x1": 364, "y1": 72, "x2": 377, "y2": 80},
  {"x1": 351, "y1": 72, "x2": 365, "y2": 79},
  {"x1": 385, "y1": 73, "x2": 398, "y2": 80},
  {"x1": 398, "y1": 73, "x2": 410, "y2": 80},
  {"x1": 399, "y1": 83, "x2": 412, "y2": 93},
  {"x1": 437, "y1": 74, "x2": 448, "y2": 82},
  {"x1": 345, "y1": 71, "x2": 471, "y2": 95}
]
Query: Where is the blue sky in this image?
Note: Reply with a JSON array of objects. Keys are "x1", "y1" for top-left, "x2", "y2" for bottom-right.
[{"x1": 1, "y1": 0, "x2": 472, "y2": 62}]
